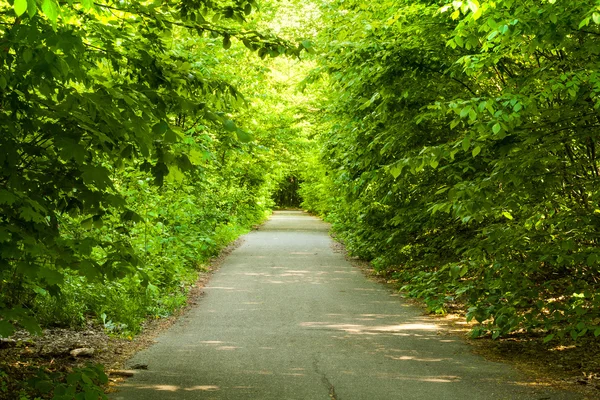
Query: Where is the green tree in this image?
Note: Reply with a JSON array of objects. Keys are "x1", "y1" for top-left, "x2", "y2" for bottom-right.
[{"x1": 304, "y1": 0, "x2": 600, "y2": 340}]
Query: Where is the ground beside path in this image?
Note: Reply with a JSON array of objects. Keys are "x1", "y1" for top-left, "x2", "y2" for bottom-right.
[{"x1": 111, "y1": 211, "x2": 580, "y2": 400}]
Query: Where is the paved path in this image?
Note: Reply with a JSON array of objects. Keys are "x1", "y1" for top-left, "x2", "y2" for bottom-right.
[{"x1": 112, "y1": 211, "x2": 579, "y2": 400}]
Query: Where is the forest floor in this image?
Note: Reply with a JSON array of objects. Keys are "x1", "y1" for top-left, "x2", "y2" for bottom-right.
[{"x1": 1, "y1": 228, "x2": 599, "y2": 399}]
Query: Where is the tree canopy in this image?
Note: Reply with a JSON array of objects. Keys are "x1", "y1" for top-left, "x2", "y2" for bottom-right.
[{"x1": 1, "y1": 1, "x2": 600, "y2": 393}]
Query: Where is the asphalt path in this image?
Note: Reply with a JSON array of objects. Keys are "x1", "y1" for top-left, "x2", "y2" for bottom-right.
[{"x1": 112, "y1": 211, "x2": 579, "y2": 400}]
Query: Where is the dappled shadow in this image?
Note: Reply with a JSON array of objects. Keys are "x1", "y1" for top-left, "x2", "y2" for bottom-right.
[{"x1": 111, "y1": 211, "x2": 580, "y2": 400}]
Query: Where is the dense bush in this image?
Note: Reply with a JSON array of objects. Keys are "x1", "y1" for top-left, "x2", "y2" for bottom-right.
[
  {"x1": 303, "y1": 0, "x2": 600, "y2": 341},
  {"x1": 0, "y1": 0, "x2": 313, "y2": 337}
]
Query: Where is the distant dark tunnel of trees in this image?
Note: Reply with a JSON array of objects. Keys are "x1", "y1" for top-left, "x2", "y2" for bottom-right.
[{"x1": 273, "y1": 176, "x2": 303, "y2": 208}]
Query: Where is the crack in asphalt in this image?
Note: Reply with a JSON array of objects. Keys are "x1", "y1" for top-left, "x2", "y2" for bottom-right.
[{"x1": 313, "y1": 359, "x2": 339, "y2": 400}]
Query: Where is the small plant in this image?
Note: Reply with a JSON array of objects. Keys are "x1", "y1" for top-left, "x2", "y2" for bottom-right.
[{"x1": 25, "y1": 364, "x2": 107, "y2": 400}]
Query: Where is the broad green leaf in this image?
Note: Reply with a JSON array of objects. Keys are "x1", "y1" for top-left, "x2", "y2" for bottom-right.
[
  {"x1": 472, "y1": 146, "x2": 481, "y2": 157},
  {"x1": 579, "y1": 17, "x2": 590, "y2": 28},
  {"x1": 570, "y1": 329, "x2": 578, "y2": 340},
  {"x1": 223, "y1": 119, "x2": 237, "y2": 132},
  {"x1": 14, "y1": 0, "x2": 28, "y2": 16},
  {"x1": 236, "y1": 129, "x2": 253, "y2": 143},
  {"x1": 22, "y1": 48, "x2": 33, "y2": 63},
  {"x1": 460, "y1": 105, "x2": 471, "y2": 118},
  {"x1": 85, "y1": 389, "x2": 98, "y2": 400},
  {"x1": 468, "y1": 108, "x2": 477, "y2": 121},
  {"x1": 502, "y1": 211, "x2": 513, "y2": 220},
  {"x1": 35, "y1": 381, "x2": 54, "y2": 394},
  {"x1": 152, "y1": 121, "x2": 168, "y2": 136},
  {"x1": 492, "y1": 123, "x2": 501, "y2": 134},
  {"x1": 27, "y1": 0, "x2": 37, "y2": 17},
  {"x1": 390, "y1": 164, "x2": 403, "y2": 179},
  {"x1": 0, "y1": 189, "x2": 18, "y2": 205},
  {"x1": 0, "y1": 320, "x2": 15, "y2": 338},
  {"x1": 38, "y1": 268, "x2": 63, "y2": 285},
  {"x1": 19, "y1": 315, "x2": 42, "y2": 335},
  {"x1": 462, "y1": 136, "x2": 471, "y2": 151},
  {"x1": 41, "y1": 0, "x2": 59, "y2": 23}
]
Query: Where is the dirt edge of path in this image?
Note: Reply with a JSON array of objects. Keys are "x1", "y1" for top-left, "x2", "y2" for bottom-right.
[
  {"x1": 103, "y1": 235, "x2": 247, "y2": 393},
  {"x1": 328, "y1": 237, "x2": 600, "y2": 400},
  {"x1": 0, "y1": 235, "x2": 248, "y2": 400}
]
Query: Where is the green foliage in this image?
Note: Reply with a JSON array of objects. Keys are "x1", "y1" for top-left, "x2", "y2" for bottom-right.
[
  {"x1": 304, "y1": 0, "x2": 600, "y2": 340},
  {"x1": 0, "y1": 0, "x2": 311, "y2": 337},
  {"x1": 24, "y1": 363, "x2": 107, "y2": 400}
]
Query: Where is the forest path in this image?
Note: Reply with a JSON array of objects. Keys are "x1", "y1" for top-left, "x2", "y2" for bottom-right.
[{"x1": 112, "y1": 211, "x2": 578, "y2": 400}]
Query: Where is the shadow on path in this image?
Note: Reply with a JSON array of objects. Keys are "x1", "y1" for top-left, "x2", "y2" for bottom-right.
[{"x1": 112, "y1": 211, "x2": 580, "y2": 400}]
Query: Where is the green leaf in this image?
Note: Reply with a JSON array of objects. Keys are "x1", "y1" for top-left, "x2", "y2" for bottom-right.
[
  {"x1": 164, "y1": 128, "x2": 179, "y2": 143},
  {"x1": 593, "y1": 13, "x2": 600, "y2": 25},
  {"x1": 502, "y1": 211, "x2": 513, "y2": 220},
  {"x1": 35, "y1": 380, "x2": 54, "y2": 394},
  {"x1": 22, "y1": 48, "x2": 33, "y2": 63},
  {"x1": 223, "y1": 119, "x2": 237, "y2": 132},
  {"x1": 236, "y1": 129, "x2": 252, "y2": 143},
  {"x1": 0, "y1": 189, "x2": 18, "y2": 205},
  {"x1": 301, "y1": 40, "x2": 315, "y2": 54},
  {"x1": 152, "y1": 121, "x2": 168, "y2": 136},
  {"x1": 41, "y1": 0, "x2": 59, "y2": 23},
  {"x1": 19, "y1": 315, "x2": 42, "y2": 335},
  {"x1": 0, "y1": 320, "x2": 15, "y2": 338},
  {"x1": 27, "y1": 0, "x2": 37, "y2": 17},
  {"x1": 543, "y1": 334, "x2": 554, "y2": 343},
  {"x1": 472, "y1": 146, "x2": 481, "y2": 157},
  {"x1": 81, "y1": 0, "x2": 94, "y2": 10},
  {"x1": 390, "y1": 164, "x2": 403, "y2": 179},
  {"x1": 223, "y1": 35, "x2": 232, "y2": 50},
  {"x1": 14, "y1": 0, "x2": 28, "y2": 16},
  {"x1": 462, "y1": 136, "x2": 471, "y2": 151},
  {"x1": 492, "y1": 123, "x2": 501, "y2": 134},
  {"x1": 81, "y1": 373, "x2": 92, "y2": 385},
  {"x1": 579, "y1": 17, "x2": 590, "y2": 28},
  {"x1": 435, "y1": 186, "x2": 449, "y2": 195},
  {"x1": 570, "y1": 329, "x2": 578, "y2": 340},
  {"x1": 81, "y1": 217, "x2": 93, "y2": 229},
  {"x1": 586, "y1": 253, "x2": 597, "y2": 265},
  {"x1": 85, "y1": 389, "x2": 98, "y2": 400},
  {"x1": 459, "y1": 105, "x2": 470, "y2": 118},
  {"x1": 81, "y1": 165, "x2": 113, "y2": 190},
  {"x1": 38, "y1": 268, "x2": 64, "y2": 285}
]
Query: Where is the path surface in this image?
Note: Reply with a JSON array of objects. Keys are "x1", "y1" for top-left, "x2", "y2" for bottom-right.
[{"x1": 112, "y1": 211, "x2": 579, "y2": 400}]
